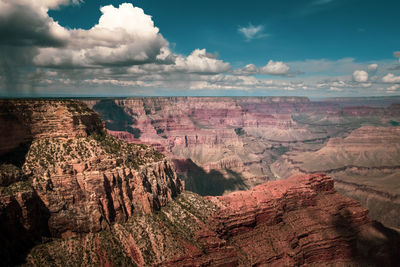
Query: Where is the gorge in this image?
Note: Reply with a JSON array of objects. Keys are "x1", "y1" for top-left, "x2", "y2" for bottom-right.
[
  {"x1": 84, "y1": 96, "x2": 400, "y2": 229},
  {"x1": 0, "y1": 98, "x2": 399, "y2": 266}
]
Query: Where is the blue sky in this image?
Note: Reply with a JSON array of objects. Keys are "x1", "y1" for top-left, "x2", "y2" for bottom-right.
[
  {"x1": 1, "y1": 0, "x2": 400, "y2": 97},
  {"x1": 49, "y1": 0, "x2": 400, "y2": 63}
]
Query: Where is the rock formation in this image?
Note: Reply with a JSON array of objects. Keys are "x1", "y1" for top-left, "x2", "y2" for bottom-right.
[
  {"x1": 0, "y1": 100, "x2": 183, "y2": 265},
  {"x1": 271, "y1": 126, "x2": 400, "y2": 229},
  {"x1": 83, "y1": 97, "x2": 334, "y2": 195},
  {"x1": 1, "y1": 99, "x2": 400, "y2": 266},
  {"x1": 83, "y1": 97, "x2": 400, "y2": 230},
  {"x1": 23, "y1": 174, "x2": 400, "y2": 266}
]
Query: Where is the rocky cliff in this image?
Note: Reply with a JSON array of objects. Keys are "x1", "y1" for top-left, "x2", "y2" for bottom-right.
[
  {"x1": 271, "y1": 126, "x2": 400, "y2": 229},
  {"x1": 0, "y1": 100, "x2": 183, "y2": 265},
  {"x1": 83, "y1": 97, "x2": 400, "y2": 230},
  {"x1": 23, "y1": 174, "x2": 400, "y2": 266},
  {"x1": 83, "y1": 97, "x2": 334, "y2": 195},
  {"x1": 1, "y1": 99, "x2": 400, "y2": 266}
]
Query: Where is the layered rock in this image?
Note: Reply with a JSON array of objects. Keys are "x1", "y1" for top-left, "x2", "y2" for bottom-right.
[
  {"x1": 24, "y1": 174, "x2": 400, "y2": 266},
  {"x1": 83, "y1": 97, "x2": 400, "y2": 199},
  {"x1": 271, "y1": 126, "x2": 400, "y2": 228},
  {"x1": 0, "y1": 100, "x2": 183, "y2": 265},
  {"x1": 83, "y1": 97, "x2": 333, "y2": 195}
]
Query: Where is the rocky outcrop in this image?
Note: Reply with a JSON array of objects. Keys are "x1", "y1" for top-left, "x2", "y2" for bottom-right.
[
  {"x1": 24, "y1": 174, "x2": 400, "y2": 266},
  {"x1": 0, "y1": 100, "x2": 104, "y2": 152},
  {"x1": 0, "y1": 100, "x2": 183, "y2": 265},
  {"x1": 34, "y1": 158, "x2": 182, "y2": 237}
]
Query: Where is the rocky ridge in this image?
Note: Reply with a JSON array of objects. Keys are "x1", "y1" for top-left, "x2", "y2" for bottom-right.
[
  {"x1": 23, "y1": 174, "x2": 400, "y2": 266},
  {"x1": 0, "y1": 100, "x2": 183, "y2": 265}
]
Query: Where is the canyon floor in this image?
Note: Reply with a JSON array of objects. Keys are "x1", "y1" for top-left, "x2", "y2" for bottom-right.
[{"x1": 0, "y1": 98, "x2": 400, "y2": 266}]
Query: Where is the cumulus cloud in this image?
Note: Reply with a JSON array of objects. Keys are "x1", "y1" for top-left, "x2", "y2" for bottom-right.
[
  {"x1": 34, "y1": 3, "x2": 169, "y2": 67},
  {"x1": 0, "y1": 0, "x2": 73, "y2": 92},
  {"x1": 238, "y1": 24, "x2": 267, "y2": 41},
  {"x1": 174, "y1": 49, "x2": 230, "y2": 74},
  {"x1": 260, "y1": 60, "x2": 290, "y2": 75},
  {"x1": 233, "y1": 60, "x2": 290, "y2": 76},
  {"x1": 0, "y1": 2, "x2": 68, "y2": 47},
  {"x1": 352, "y1": 70, "x2": 368, "y2": 82},
  {"x1": 382, "y1": 73, "x2": 400, "y2": 83},
  {"x1": 0, "y1": 1, "x2": 234, "y2": 95},
  {"x1": 0, "y1": 0, "x2": 396, "y2": 97}
]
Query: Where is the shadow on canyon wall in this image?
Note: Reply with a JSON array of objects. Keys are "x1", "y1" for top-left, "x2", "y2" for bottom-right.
[
  {"x1": 0, "y1": 141, "x2": 32, "y2": 168},
  {"x1": 0, "y1": 189, "x2": 51, "y2": 266},
  {"x1": 93, "y1": 99, "x2": 141, "y2": 138},
  {"x1": 332, "y1": 207, "x2": 400, "y2": 266},
  {"x1": 173, "y1": 158, "x2": 248, "y2": 196}
]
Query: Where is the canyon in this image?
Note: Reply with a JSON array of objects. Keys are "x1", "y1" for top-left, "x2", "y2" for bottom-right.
[
  {"x1": 0, "y1": 99, "x2": 399, "y2": 266},
  {"x1": 83, "y1": 97, "x2": 400, "y2": 229}
]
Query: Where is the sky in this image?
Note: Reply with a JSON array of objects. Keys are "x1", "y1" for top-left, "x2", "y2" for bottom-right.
[{"x1": 0, "y1": 0, "x2": 400, "y2": 97}]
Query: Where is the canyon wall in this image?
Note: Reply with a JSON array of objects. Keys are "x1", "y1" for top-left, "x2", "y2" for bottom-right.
[
  {"x1": 1, "y1": 99, "x2": 400, "y2": 266},
  {"x1": 83, "y1": 97, "x2": 338, "y2": 195},
  {"x1": 271, "y1": 126, "x2": 400, "y2": 228},
  {"x1": 83, "y1": 97, "x2": 400, "y2": 229},
  {"x1": 23, "y1": 174, "x2": 400, "y2": 266},
  {"x1": 0, "y1": 100, "x2": 183, "y2": 265}
]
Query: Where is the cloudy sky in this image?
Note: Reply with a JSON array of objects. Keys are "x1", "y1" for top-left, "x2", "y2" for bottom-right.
[{"x1": 1, "y1": 0, "x2": 400, "y2": 97}]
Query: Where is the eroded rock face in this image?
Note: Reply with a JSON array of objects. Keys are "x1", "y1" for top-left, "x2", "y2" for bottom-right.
[
  {"x1": 81, "y1": 97, "x2": 400, "y2": 230},
  {"x1": 2, "y1": 99, "x2": 400, "y2": 266},
  {"x1": 83, "y1": 97, "x2": 333, "y2": 195},
  {"x1": 271, "y1": 126, "x2": 400, "y2": 228},
  {"x1": 0, "y1": 100, "x2": 183, "y2": 265},
  {"x1": 24, "y1": 174, "x2": 400, "y2": 266},
  {"x1": 34, "y1": 158, "x2": 182, "y2": 237},
  {"x1": 83, "y1": 97, "x2": 400, "y2": 200}
]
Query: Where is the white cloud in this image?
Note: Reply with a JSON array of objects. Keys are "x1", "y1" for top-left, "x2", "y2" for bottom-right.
[
  {"x1": 260, "y1": 60, "x2": 290, "y2": 75},
  {"x1": 175, "y1": 49, "x2": 230, "y2": 73},
  {"x1": 233, "y1": 60, "x2": 290, "y2": 76},
  {"x1": 367, "y1": 63, "x2": 378, "y2": 72},
  {"x1": 84, "y1": 78, "x2": 145, "y2": 87},
  {"x1": 387, "y1": 84, "x2": 400, "y2": 92},
  {"x1": 1, "y1": 0, "x2": 398, "y2": 97},
  {"x1": 238, "y1": 24, "x2": 267, "y2": 41},
  {"x1": 352, "y1": 70, "x2": 368, "y2": 82},
  {"x1": 34, "y1": 3, "x2": 169, "y2": 67},
  {"x1": 382, "y1": 73, "x2": 400, "y2": 83},
  {"x1": 31, "y1": 4, "x2": 230, "y2": 76},
  {"x1": 232, "y1": 64, "x2": 258, "y2": 75}
]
